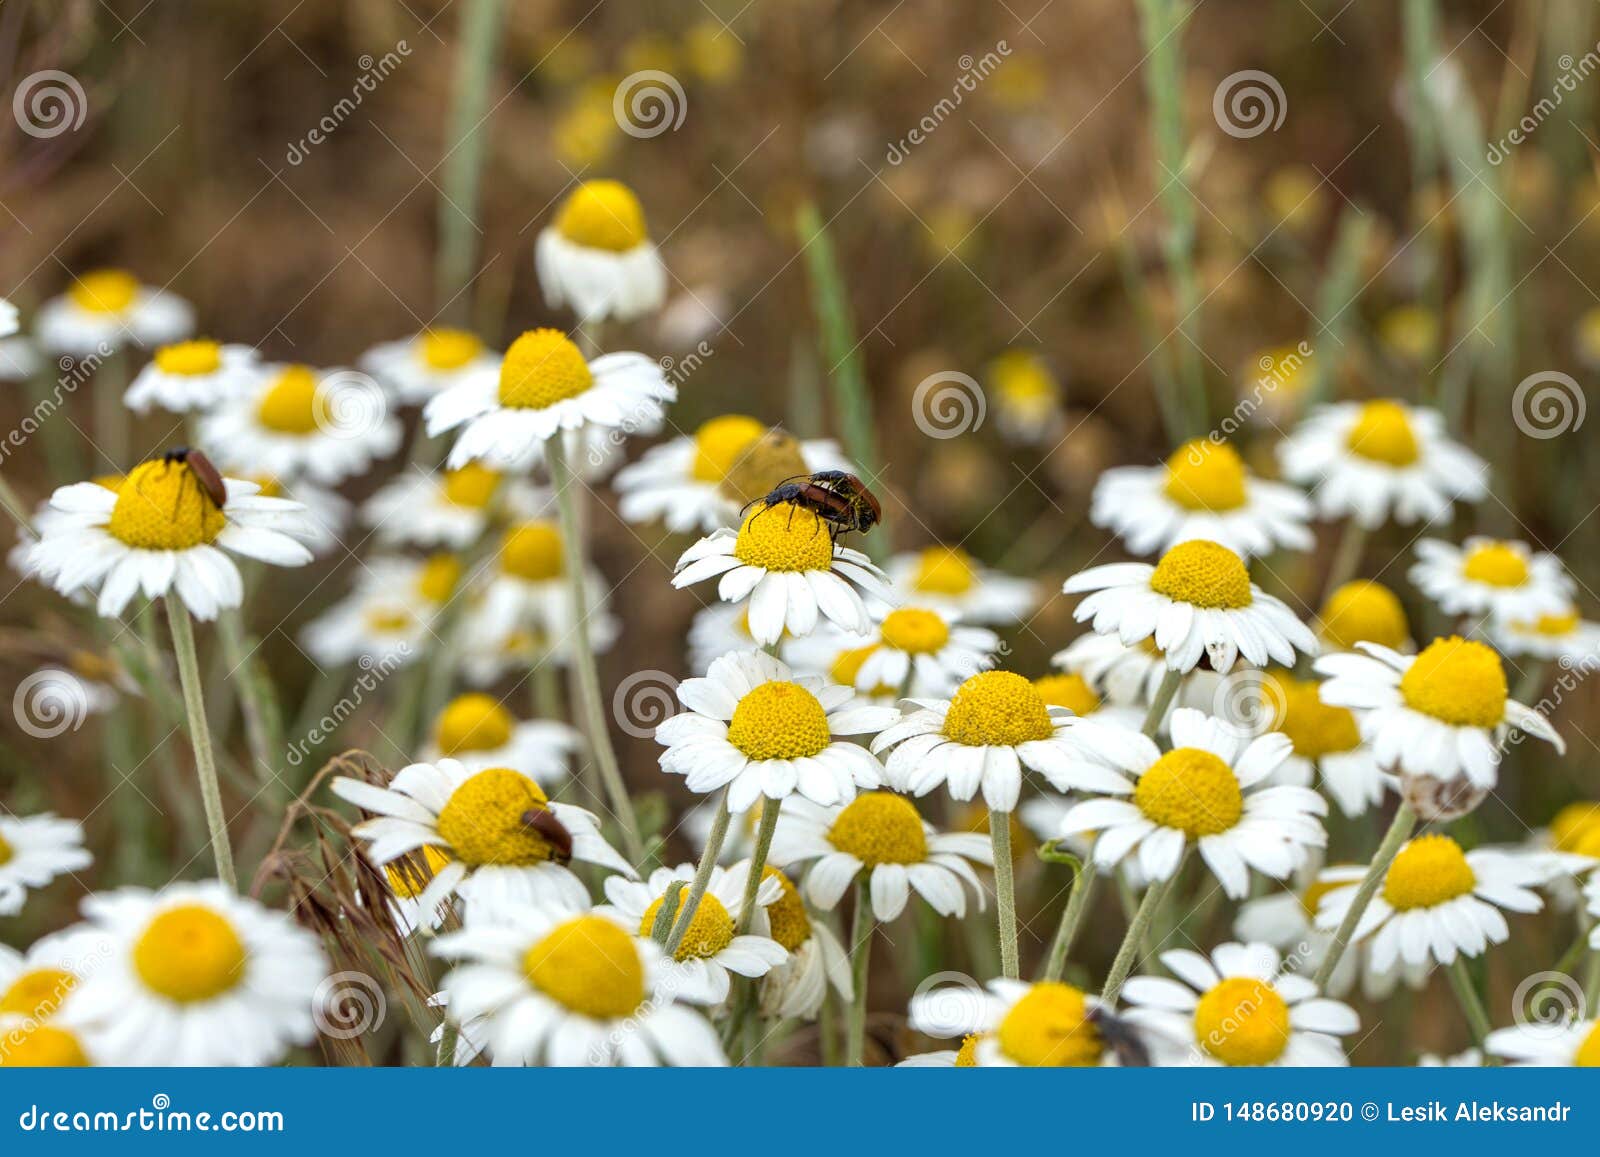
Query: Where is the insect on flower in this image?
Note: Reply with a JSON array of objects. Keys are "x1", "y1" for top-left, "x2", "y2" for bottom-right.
[
  {"x1": 746, "y1": 470, "x2": 882, "y2": 542},
  {"x1": 162, "y1": 446, "x2": 228, "y2": 510},
  {"x1": 522, "y1": 805, "x2": 574, "y2": 863}
]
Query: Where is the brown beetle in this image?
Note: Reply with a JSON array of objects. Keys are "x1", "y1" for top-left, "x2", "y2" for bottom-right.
[
  {"x1": 162, "y1": 447, "x2": 228, "y2": 510},
  {"x1": 522, "y1": 806, "x2": 573, "y2": 864},
  {"x1": 745, "y1": 470, "x2": 882, "y2": 541}
]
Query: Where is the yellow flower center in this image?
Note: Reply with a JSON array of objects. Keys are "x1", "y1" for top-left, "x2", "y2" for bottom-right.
[
  {"x1": 416, "y1": 553, "x2": 462, "y2": 603},
  {"x1": 435, "y1": 768, "x2": 559, "y2": 867},
  {"x1": 1193, "y1": 977, "x2": 1291, "y2": 1066},
  {"x1": 554, "y1": 179, "x2": 649, "y2": 252},
  {"x1": 1382, "y1": 834, "x2": 1477, "y2": 910},
  {"x1": 1318, "y1": 580, "x2": 1409, "y2": 652},
  {"x1": 1033, "y1": 673, "x2": 1101, "y2": 716},
  {"x1": 1264, "y1": 673, "x2": 1361, "y2": 759},
  {"x1": 828, "y1": 792, "x2": 928, "y2": 866},
  {"x1": 995, "y1": 982, "x2": 1104, "y2": 1067},
  {"x1": 715, "y1": 430, "x2": 809, "y2": 507},
  {"x1": 761, "y1": 867, "x2": 812, "y2": 951},
  {"x1": 106, "y1": 458, "x2": 227, "y2": 551},
  {"x1": 830, "y1": 644, "x2": 891, "y2": 695},
  {"x1": 954, "y1": 1033, "x2": 981, "y2": 1066},
  {"x1": 434, "y1": 693, "x2": 514, "y2": 755},
  {"x1": 1149, "y1": 539, "x2": 1253, "y2": 610},
  {"x1": 0, "y1": 968, "x2": 76, "y2": 1020},
  {"x1": 911, "y1": 546, "x2": 977, "y2": 595},
  {"x1": 153, "y1": 340, "x2": 222, "y2": 377},
  {"x1": 364, "y1": 607, "x2": 415, "y2": 634},
  {"x1": 690, "y1": 415, "x2": 766, "y2": 483},
  {"x1": 0, "y1": 1024, "x2": 89, "y2": 1067},
  {"x1": 497, "y1": 329, "x2": 593, "y2": 409},
  {"x1": 1299, "y1": 873, "x2": 1349, "y2": 920},
  {"x1": 384, "y1": 845, "x2": 453, "y2": 899},
  {"x1": 732, "y1": 503, "x2": 835, "y2": 572},
  {"x1": 880, "y1": 608, "x2": 950, "y2": 655},
  {"x1": 641, "y1": 891, "x2": 734, "y2": 962},
  {"x1": 942, "y1": 670, "x2": 1054, "y2": 747},
  {"x1": 1549, "y1": 802, "x2": 1600, "y2": 854},
  {"x1": 989, "y1": 349, "x2": 1057, "y2": 403},
  {"x1": 1575, "y1": 1021, "x2": 1600, "y2": 1067},
  {"x1": 1133, "y1": 747, "x2": 1243, "y2": 836},
  {"x1": 1163, "y1": 440, "x2": 1248, "y2": 512},
  {"x1": 1461, "y1": 542, "x2": 1531, "y2": 588},
  {"x1": 522, "y1": 916, "x2": 645, "y2": 1019},
  {"x1": 67, "y1": 269, "x2": 138, "y2": 314},
  {"x1": 132, "y1": 905, "x2": 248, "y2": 1003},
  {"x1": 1520, "y1": 610, "x2": 1582, "y2": 638},
  {"x1": 0, "y1": 832, "x2": 10, "y2": 866},
  {"x1": 255, "y1": 365, "x2": 330, "y2": 434},
  {"x1": 726, "y1": 681, "x2": 832, "y2": 761},
  {"x1": 1345, "y1": 400, "x2": 1420, "y2": 466},
  {"x1": 1399, "y1": 636, "x2": 1507, "y2": 729},
  {"x1": 420, "y1": 328, "x2": 483, "y2": 371},
  {"x1": 442, "y1": 463, "x2": 501, "y2": 508},
  {"x1": 501, "y1": 521, "x2": 565, "y2": 581}
]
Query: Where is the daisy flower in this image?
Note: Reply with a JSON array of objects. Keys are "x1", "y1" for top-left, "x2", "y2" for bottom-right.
[
  {"x1": 986, "y1": 348, "x2": 1063, "y2": 445},
  {"x1": 1491, "y1": 602, "x2": 1600, "y2": 663},
  {"x1": 1316, "y1": 578, "x2": 1413, "y2": 654},
  {"x1": 360, "y1": 463, "x2": 504, "y2": 549},
  {"x1": 1123, "y1": 943, "x2": 1358, "y2": 1067},
  {"x1": 200, "y1": 363, "x2": 401, "y2": 485},
  {"x1": 1091, "y1": 439, "x2": 1312, "y2": 560},
  {"x1": 0, "y1": 813, "x2": 91, "y2": 915},
  {"x1": 1315, "y1": 637, "x2": 1562, "y2": 790},
  {"x1": 1488, "y1": 1019, "x2": 1600, "y2": 1067},
  {"x1": 672, "y1": 502, "x2": 895, "y2": 646},
  {"x1": 754, "y1": 867, "x2": 851, "y2": 1021},
  {"x1": 35, "y1": 269, "x2": 193, "y2": 356},
  {"x1": 884, "y1": 545, "x2": 1037, "y2": 625},
  {"x1": 124, "y1": 341, "x2": 262, "y2": 414},
  {"x1": 360, "y1": 328, "x2": 499, "y2": 406},
  {"x1": 252, "y1": 476, "x2": 348, "y2": 558},
  {"x1": 0, "y1": 1015, "x2": 96, "y2": 1067},
  {"x1": 1314, "y1": 835, "x2": 1547, "y2": 972},
  {"x1": 424, "y1": 327, "x2": 674, "y2": 471},
  {"x1": 0, "y1": 297, "x2": 15, "y2": 338},
  {"x1": 28, "y1": 455, "x2": 315, "y2": 621},
  {"x1": 771, "y1": 793, "x2": 992, "y2": 921},
  {"x1": 61, "y1": 882, "x2": 327, "y2": 1067},
  {"x1": 300, "y1": 555, "x2": 460, "y2": 670},
  {"x1": 419, "y1": 692, "x2": 580, "y2": 783},
  {"x1": 1260, "y1": 671, "x2": 1389, "y2": 817},
  {"x1": 431, "y1": 891, "x2": 724, "y2": 1066},
  {"x1": 847, "y1": 607, "x2": 998, "y2": 697},
  {"x1": 454, "y1": 600, "x2": 621, "y2": 686},
  {"x1": 1056, "y1": 708, "x2": 1327, "y2": 898},
  {"x1": 1064, "y1": 539, "x2": 1318, "y2": 674},
  {"x1": 600, "y1": 863, "x2": 787, "y2": 1004},
  {"x1": 908, "y1": 977, "x2": 1119, "y2": 1067},
  {"x1": 1409, "y1": 537, "x2": 1574, "y2": 623},
  {"x1": 332, "y1": 760, "x2": 634, "y2": 925},
  {"x1": 0, "y1": 929, "x2": 109, "y2": 1068},
  {"x1": 1278, "y1": 400, "x2": 1488, "y2": 528},
  {"x1": 535, "y1": 179, "x2": 667, "y2": 324},
  {"x1": 472, "y1": 518, "x2": 608, "y2": 641},
  {"x1": 654, "y1": 651, "x2": 899, "y2": 812}
]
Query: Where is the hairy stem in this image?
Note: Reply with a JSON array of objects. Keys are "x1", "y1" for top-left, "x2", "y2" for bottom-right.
[{"x1": 167, "y1": 598, "x2": 237, "y2": 890}]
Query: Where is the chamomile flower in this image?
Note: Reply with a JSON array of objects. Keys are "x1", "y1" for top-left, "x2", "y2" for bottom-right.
[
  {"x1": 1260, "y1": 671, "x2": 1390, "y2": 817},
  {"x1": 0, "y1": 297, "x2": 16, "y2": 338},
  {"x1": 1122, "y1": 943, "x2": 1358, "y2": 1067},
  {"x1": 986, "y1": 348, "x2": 1063, "y2": 445},
  {"x1": 1316, "y1": 579, "x2": 1413, "y2": 654},
  {"x1": 360, "y1": 463, "x2": 504, "y2": 549},
  {"x1": 1091, "y1": 439, "x2": 1312, "y2": 559},
  {"x1": 432, "y1": 891, "x2": 725, "y2": 1066},
  {"x1": 1278, "y1": 400, "x2": 1488, "y2": 528},
  {"x1": 0, "y1": 1015, "x2": 96, "y2": 1067},
  {"x1": 672, "y1": 503, "x2": 895, "y2": 646},
  {"x1": 1490, "y1": 603, "x2": 1600, "y2": 663},
  {"x1": 1410, "y1": 537, "x2": 1574, "y2": 624},
  {"x1": 755, "y1": 867, "x2": 851, "y2": 1020},
  {"x1": 1487, "y1": 1019, "x2": 1600, "y2": 1067},
  {"x1": 1064, "y1": 539, "x2": 1318, "y2": 674},
  {"x1": 124, "y1": 341, "x2": 263, "y2": 414},
  {"x1": 884, "y1": 545, "x2": 1037, "y2": 625},
  {"x1": 0, "y1": 814, "x2": 91, "y2": 916},
  {"x1": 473, "y1": 518, "x2": 611, "y2": 641},
  {"x1": 425, "y1": 327, "x2": 674, "y2": 471},
  {"x1": 771, "y1": 793, "x2": 992, "y2": 921},
  {"x1": 360, "y1": 328, "x2": 499, "y2": 406},
  {"x1": 1315, "y1": 835, "x2": 1547, "y2": 972},
  {"x1": 908, "y1": 978, "x2": 1117, "y2": 1067},
  {"x1": 535, "y1": 179, "x2": 667, "y2": 323},
  {"x1": 1315, "y1": 637, "x2": 1562, "y2": 789},
  {"x1": 255, "y1": 476, "x2": 348, "y2": 558},
  {"x1": 0, "y1": 929, "x2": 108, "y2": 1067},
  {"x1": 301, "y1": 554, "x2": 462, "y2": 668},
  {"x1": 419, "y1": 692, "x2": 580, "y2": 783},
  {"x1": 36, "y1": 269, "x2": 194, "y2": 356},
  {"x1": 28, "y1": 456, "x2": 315, "y2": 621},
  {"x1": 600, "y1": 863, "x2": 788, "y2": 1004},
  {"x1": 655, "y1": 651, "x2": 899, "y2": 812},
  {"x1": 62, "y1": 882, "x2": 327, "y2": 1067},
  {"x1": 454, "y1": 602, "x2": 621, "y2": 686}
]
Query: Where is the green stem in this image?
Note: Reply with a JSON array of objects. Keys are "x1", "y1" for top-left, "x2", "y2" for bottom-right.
[
  {"x1": 167, "y1": 598, "x2": 237, "y2": 890},
  {"x1": 1043, "y1": 867, "x2": 1097, "y2": 982},
  {"x1": 735, "y1": 798, "x2": 781, "y2": 936},
  {"x1": 1446, "y1": 956, "x2": 1492, "y2": 1047},
  {"x1": 217, "y1": 607, "x2": 284, "y2": 798},
  {"x1": 435, "y1": 1019, "x2": 460, "y2": 1067},
  {"x1": 846, "y1": 877, "x2": 873, "y2": 1066},
  {"x1": 1102, "y1": 868, "x2": 1179, "y2": 1003},
  {"x1": 990, "y1": 808, "x2": 1019, "y2": 979},
  {"x1": 94, "y1": 349, "x2": 129, "y2": 470},
  {"x1": 1313, "y1": 802, "x2": 1416, "y2": 989},
  {"x1": 664, "y1": 788, "x2": 730, "y2": 954},
  {"x1": 435, "y1": 0, "x2": 505, "y2": 320},
  {"x1": 0, "y1": 474, "x2": 35, "y2": 537},
  {"x1": 1322, "y1": 521, "x2": 1369, "y2": 603},
  {"x1": 1141, "y1": 668, "x2": 1182, "y2": 738}
]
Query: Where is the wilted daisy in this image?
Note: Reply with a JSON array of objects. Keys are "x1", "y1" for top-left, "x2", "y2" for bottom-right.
[
  {"x1": 1123, "y1": 943, "x2": 1358, "y2": 1067},
  {"x1": 419, "y1": 692, "x2": 580, "y2": 783},
  {"x1": 1260, "y1": 671, "x2": 1389, "y2": 817},
  {"x1": 425, "y1": 327, "x2": 674, "y2": 471},
  {"x1": 432, "y1": 891, "x2": 724, "y2": 1066},
  {"x1": 672, "y1": 503, "x2": 894, "y2": 646},
  {"x1": 1488, "y1": 1019, "x2": 1600, "y2": 1067},
  {"x1": 908, "y1": 978, "x2": 1117, "y2": 1067},
  {"x1": 1064, "y1": 539, "x2": 1318, "y2": 674},
  {"x1": 1278, "y1": 400, "x2": 1488, "y2": 527},
  {"x1": 600, "y1": 863, "x2": 787, "y2": 1004},
  {"x1": 755, "y1": 867, "x2": 851, "y2": 1021},
  {"x1": 301, "y1": 553, "x2": 461, "y2": 668},
  {"x1": 62, "y1": 882, "x2": 326, "y2": 1067},
  {"x1": 360, "y1": 328, "x2": 499, "y2": 405},
  {"x1": 1315, "y1": 835, "x2": 1546, "y2": 972},
  {"x1": 123, "y1": 340, "x2": 262, "y2": 414},
  {"x1": 0, "y1": 813, "x2": 91, "y2": 916},
  {"x1": 1410, "y1": 537, "x2": 1574, "y2": 623},
  {"x1": 1317, "y1": 578, "x2": 1413, "y2": 654},
  {"x1": 29, "y1": 455, "x2": 315, "y2": 620},
  {"x1": 36, "y1": 269, "x2": 193, "y2": 356},
  {"x1": 1491, "y1": 602, "x2": 1600, "y2": 663},
  {"x1": 360, "y1": 463, "x2": 503, "y2": 549},
  {"x1": 771, "y1": 793, "x2": 991, "y2": 921},
  {"x1": 654, "y1": 651, "x2": 898, "y2": 812},
  {"x1": 986, "y1": 348, "x2": 1063, "y2": 444},
  {"x1": 536, "y1": 179, "x2": 667, "y2": 323},
  {"x1": 1315, "y1": 637, "x2": 1562, "y2": 789},
  {"x1": 333, "y1": 761, "x2": 634, "y2": 925},
  {"x1": 884, "y1": 545, "x2": 1037, "y2": 625}
]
